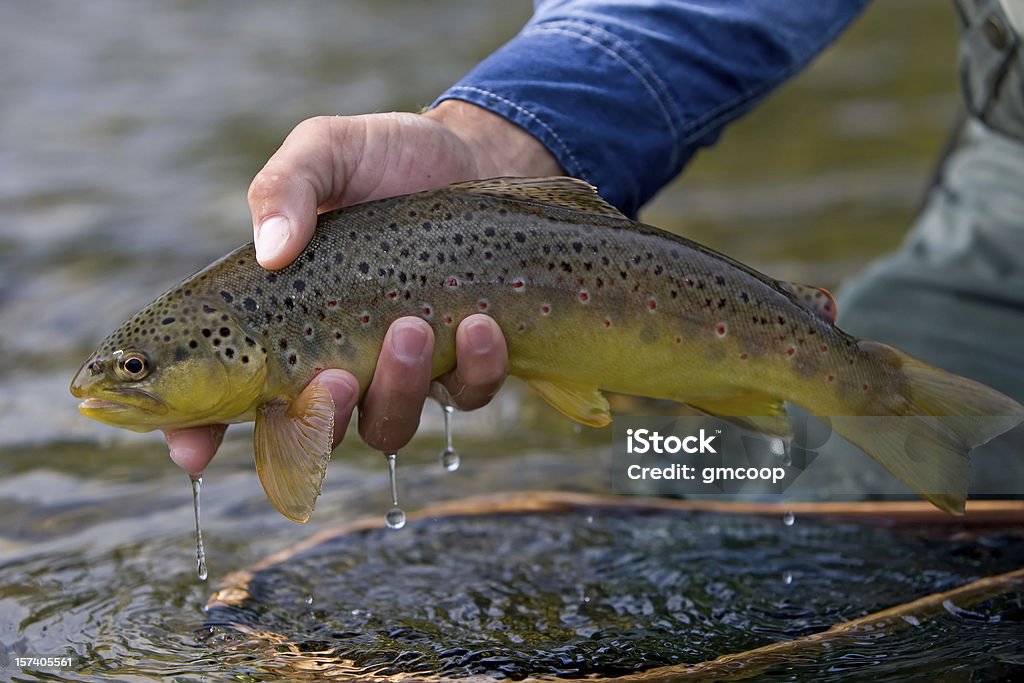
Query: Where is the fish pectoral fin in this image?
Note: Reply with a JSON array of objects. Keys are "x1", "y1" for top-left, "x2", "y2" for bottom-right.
[
  {"x1": 527, "y1": 378, "x2": 611, "y2": 428},
  {"x1": 451, "y1": 177, "x2": 627, "y2": 219},
  {"x1": 686, "y1": 393, "x2": 792, "y2": 438},
  {"x1": 778, "y1": 281, "x2": 838, "y2": 324},
  {"x1": 253, "y1": 384, "x2": 336, "y2": 523}
]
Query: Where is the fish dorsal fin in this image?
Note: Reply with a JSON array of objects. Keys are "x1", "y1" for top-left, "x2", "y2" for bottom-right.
[
  {"x1": 686, "y1": 393, "x2": 792, "y2": 438},
  {"x1": 450, "y1": 176, "x2": 627, "y2": 219},
  {"x1": 778, "y1": 281, "x2": 838, "y2": 324},
  {"x1": 253, "y1": 384, "x2": 336, "y2": 523},
  {"x1": 527, "y1": 377, "x2": 612, "y2": 427}
]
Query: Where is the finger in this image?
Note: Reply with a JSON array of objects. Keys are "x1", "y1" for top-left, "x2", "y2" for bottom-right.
[
  {"x1": 164, "y1": 424, "x2": 227, "y2": 476},
  {"x1": 249, "y1": 116, "x2": 356, "y2": 269},
  {"x1": 436, "y1": 314, "x2": 508, "y2": 411},
  {"x1": 302, "y1": 368, "x2": 361, "y2": 449},
  {"x1": 358, "y1": 317, "x2": 434, "y2": 453}
]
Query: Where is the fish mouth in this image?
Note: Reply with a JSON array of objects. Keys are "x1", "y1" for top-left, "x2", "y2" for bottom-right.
[{"x1": 77, "y1": 389, "x2": 168, "y2": 425}]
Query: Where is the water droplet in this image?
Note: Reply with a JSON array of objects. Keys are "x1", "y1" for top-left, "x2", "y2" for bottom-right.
[
  {"x1": 782, "y1": 510, "x2": 796, "y2": 526},
  {"x1": 385, "y1": 507, "x2": 407, "y2": 529},
  {"x1": 782, "y1": 570, "x2": 794, "y2": 585},
  {"x1": 190, "y1": 474, "x2": 208, "y2": 581},
  {"x1": 439, "y1": 403, "x2": 461, "y2": 472},
  {"x1": 440, "y1": 448, "x2": 461, "y2": 471},
  {"x1": 304, "y1": 594, "x2": 314, "y2": 605},
  {"x1": 383, "y1": 453, "x2": 405, "y2": 530}
]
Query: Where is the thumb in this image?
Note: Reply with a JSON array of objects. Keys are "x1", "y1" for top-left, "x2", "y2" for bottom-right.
[{"x1": 248, "y1": 118, "x2": 341, "y2": 269}]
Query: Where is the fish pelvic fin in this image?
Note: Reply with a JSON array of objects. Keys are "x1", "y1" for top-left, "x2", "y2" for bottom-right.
[
  {"x1": 832, "y1": 341, "x2": 1024, "y2": 515},
  {"x1": 686, "y1": 393, "x2": 792, "y2": 438},
  {"x1": 253, "y1": 384, "x2": 336, "y2": 523},
  {"x1": 527, "y1": 378, "x2": 611, "y2": 427},
  {"x1": 450, "y1": 177, "x2": 627, "y2": 219}
]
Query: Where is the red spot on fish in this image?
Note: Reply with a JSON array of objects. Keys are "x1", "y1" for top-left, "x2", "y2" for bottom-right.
[
  {"x1": 444, "y1": 315, "x2": 453, "y2": 326},
  {"x1": 675, "y1": 336, "x2": 682, "y2": 344},
  {"x1": 820, "y1": 345, "x2": 828, "y2": 352},
  {"x1": 421, "y1": 305, "x2": 432, "y2": 319},
  {"x1": 333, "y1": 330, "x2": 344, "y2": 343},
  {"x1": 578, "y1": 290, "x2": 590, "y2": 303},
  {"x1": 540, "y1": 304, "x2": 552, "y2": 316},
  {"x1": 446, "y1": 277, "x2": 459, "y2": 288},
  {"x1": 862, "y1": 383, "x2": 870, "y2": 391},
  {"x1": 647, "y1": 297, "x2": 658, "y2": 312},
  {"x1": 827, "y1": 375, "x2": 835, "y2": 382},
  {"x1": 602, "y1": 318, "x2": 612, "y2": 328},
  {"x1": 477, "y1": 299, "x2": 490, "y2": 312},
  {"x1": 739, "y1": 353, "x2": 749, "y2": 360},
  {"x1": 512, "y1": 278, "x2": 526, "y2": 291},
  {"x1": 386, "y1": 290, "x2": 398, "y2": 300},
  {"x1": 359, "y1": 312, "x2": 370, "y2": 325},
  {"x1": 314, "y1": 367, "x2": 323, "y2": 374},
  {"x1": 304, "y1": 326, "x2": 314, "y2": 337},
  {"x1": 715, "y1": 323, "x2": 727, "y2": 337},
  {"x1": 326, "y1": 299, "x2": 338, "y2": 309},
  {"x1": 517, "y1": 323, "x2": 526, "y2": 332},
  {"x1": 786, "y1": 346, "x2": 796, "y2": 357}
]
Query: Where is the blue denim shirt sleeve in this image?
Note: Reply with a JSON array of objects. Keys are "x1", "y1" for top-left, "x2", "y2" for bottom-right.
[{"x1": 431, "y1": 0, "x2": 870, "y2": 216}]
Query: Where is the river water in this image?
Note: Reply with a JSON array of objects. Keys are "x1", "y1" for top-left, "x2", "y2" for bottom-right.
[{"x1": 7, "y1": 1, "x2": 1016, "y2": 681}]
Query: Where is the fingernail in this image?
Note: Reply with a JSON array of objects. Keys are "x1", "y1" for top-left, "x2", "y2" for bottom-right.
[
  {"x1": 390, "y1": 321, "x2": 430, "y2": 363},
  {"x1": 255, "y1": 215, "x2": 290, "y2": 263},
  {"x1": 315, "y1": 370, "x2": 360, "y2": 413},
  {"x1": 464, "y1": 318, "x2": 495, "y2": 355}
]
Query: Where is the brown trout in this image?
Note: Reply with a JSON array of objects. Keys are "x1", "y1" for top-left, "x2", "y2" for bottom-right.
[{"x1": 71, "y1": 177, "x2": 1024, "y2": 521}]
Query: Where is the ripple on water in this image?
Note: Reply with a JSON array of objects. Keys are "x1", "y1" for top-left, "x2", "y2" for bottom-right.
[{"x1": 203, "y1": 510, "x2": 1024, "y2": 680}]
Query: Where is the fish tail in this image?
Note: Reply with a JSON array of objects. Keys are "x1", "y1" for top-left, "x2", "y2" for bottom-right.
[{"x1": 829, "y1": 341, "x2": 1024, "y2": 514}]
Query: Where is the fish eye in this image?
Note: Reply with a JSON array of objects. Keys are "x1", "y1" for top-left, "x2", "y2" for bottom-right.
[{"x1": 116, "y1": 351, "x2": 151, "y2": 381}]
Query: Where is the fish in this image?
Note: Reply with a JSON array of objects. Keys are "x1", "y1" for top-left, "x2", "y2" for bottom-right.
[{"x1": 71, "y1": 177, "x2": 1024, "y2": 521}]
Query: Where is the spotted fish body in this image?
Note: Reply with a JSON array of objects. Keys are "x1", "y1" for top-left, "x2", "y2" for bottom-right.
[{"x1": 72, "y1": 177, "x2": 1024, "y2": 521}]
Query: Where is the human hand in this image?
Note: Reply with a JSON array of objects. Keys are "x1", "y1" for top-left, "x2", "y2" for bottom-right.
[{"x1": 165, "y1": 101, "x2": 561, "y2": 474}]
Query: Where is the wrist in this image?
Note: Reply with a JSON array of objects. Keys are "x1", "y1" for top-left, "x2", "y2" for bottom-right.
[{"x1": 423, "y1": 100, "x2": 563, "y2": 178}]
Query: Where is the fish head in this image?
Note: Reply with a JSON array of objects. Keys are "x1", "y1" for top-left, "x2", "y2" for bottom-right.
[{"x1": 71, "y1": 294, "x2": 268, "y2": 432}]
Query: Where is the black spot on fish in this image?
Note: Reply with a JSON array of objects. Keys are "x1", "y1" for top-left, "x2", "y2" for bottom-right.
[
  {"x1": 212, "y1": 338, "x2": 221, "y2": 347},
  {"x1": 293, "y1": 279, "x2": 306, "y2": 292},
  {"x1": 288, "y1": 353, "x2": 297, "y2": 365},
  {"x1": 334, "y1": 252, "x2": 344, "y2": 264},
  {"x1": 279, "y1": 339, "x2": 288, "y2": 349},
  {"x1": 225, "y1": 348, "x2": 235, "y2": 358},
  {"x1": 358, "y1": 262, "x2": 369, "y2": 274},
  {"x1": 572, "y1": 242, "x2": 583, "y2": 253},
  {"x1": 189, "y1": 340, "x2": 198, "y2": 349},
  {"x1": 203, "y1": 305, "x2": 216, "y2": 314},
  {"x1": 484, "y1": 227, "x2": 495, "y2": 237},
  {"x1": 220, "y1": 291, "x2": 234, "y2": 303},
  {"x1": 184, "y1": 289, "x2": 193, "y2": 297},
  {"x1": 398, "y1": 272, "x2": 408, "y2": 284},
  {"x1": 219, "y1": 327, "x2": 230, "y2": 337},
  {"x1": 161, "y1": 317, "x2": 175, "y2": 325},
  {"x1": 739, "y1": 292, "x2": 750, "y2": 302},
  {"x1": 241, "y1": 355, "x2": 249, "y2": 364},
  {"x1": 454, "y1": 233, "x2": 464, "y2": 245},
  {"x1": 201, "y1": 329, "x2": 212, "y2": 338},
  {"x1": 421, "y1": 222, "x2": 432, "y2": 231},
  {"x1": 514, "y1": 232, "x2": 526, "y2": 243},
  {"x1": 244, "y1": 298, "x2": 257, "y2": 311},
  {"x1": 380, "y1": 240, "x2": 391, "y2": 251},
  {"x1": 284, "y1": 297, "x2": 295, "y2": 309},
  {"x1": 778, "y1": 316, "x2": 786, "y2": 325},
  {"x1": 419, "y1": 252, "x2": 430, "y2": 262},
  {"x1": 560, "y1": 262, "x2": 572, "y2": 273}
]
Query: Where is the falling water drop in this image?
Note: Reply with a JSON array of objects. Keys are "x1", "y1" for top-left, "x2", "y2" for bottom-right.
[
  {"x1": 782, "y1": 510, "x2": 796, "y2": 526},
  {"x1": 384, "y1": 453, "x2": 406, "y2": 530},
  {"x1": 190, "y1": 474, "x2": 208, "y2": 581},
  {"x1": 782, "y1": 570, "x2": 794, "y2": 585},
  {"x1": 439, "y1": 404, "x2": 461, "y2": 471}
]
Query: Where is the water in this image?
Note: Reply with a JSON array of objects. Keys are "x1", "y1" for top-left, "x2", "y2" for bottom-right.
[
  {"x1": 439, "y1": 404, "x2": 462, "y2": 472},
  {"x1": 382, "y1": 453, "x2": 406, "y2": 530},
  {"x1": 0, "y1": 0, "x2": 987, "y2": 680},
  {"x1": 190, "y1": 475, "x2": 208, "y2": 581},
  {"x1": 202, "y1": 508, "x2": 1024, "y2": 680}
]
